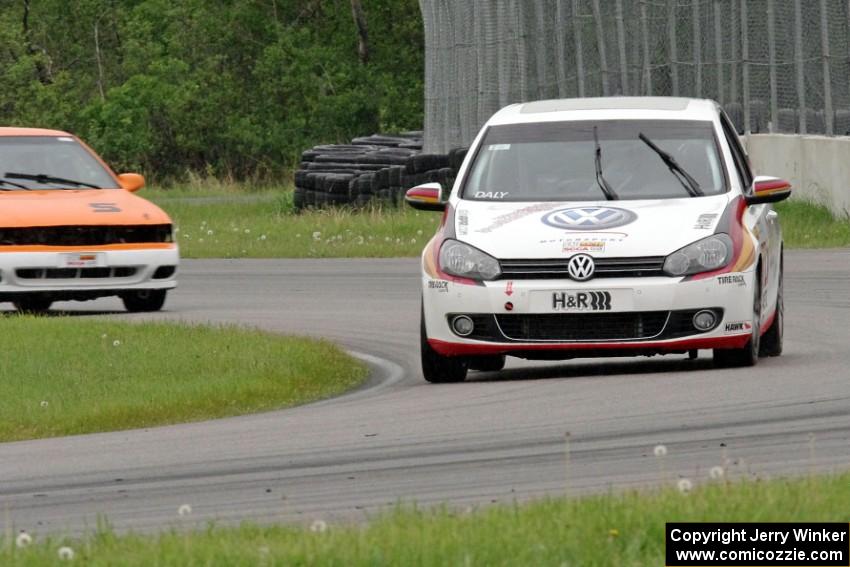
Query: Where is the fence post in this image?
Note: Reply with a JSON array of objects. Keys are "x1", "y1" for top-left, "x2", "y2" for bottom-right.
[
  {"x1": 615, "y1": 0, "x2": 629, "y2": 95},
  {"x1": 730, "y1": 0, "x2": 738, "y2": 106},
  {"x1": 640, "y1": 0, "x2": 652, "y2": 94},
  {"x1": 820, "y1": 0, "x2": 834, "y2": 135},
  {"x1": 693, "y1": 0, "x2": 702, "y2": 97},
  {"x1": 571, "y1": 0, "x2": 586, "y2": 97},
  {"x1": 767, "y1": 0, "x2": 778, "y2": 132},
  {"x1": 794, "y1": 0, "x2": 807, "y2": 133},
  {"x1": 741, "y1": 0, "x2": 750, "y2": 133},
  {"x1": 714, "y1": 0, "x2": 724, "y2": 103},
  {"x1": 556, "y1": 0, "x2": 568, "y2": 97},
  {"x1": 667, "y1": 0, "x2": 679, "y2": 95},
  {"x1": 591, "y1": 0, "x2": 610, "y2": 96}
]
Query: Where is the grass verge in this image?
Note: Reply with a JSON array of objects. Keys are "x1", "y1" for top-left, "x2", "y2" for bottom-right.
[
  {"x1": 775, "y1": 200, "x2": 850, "y2": 248},
  {"x1": 147, "y1": 188, "x2": 849, "y2": 258},
  {"x1": 0, "y1": 317, "x2": 366, "y2": 442},
  {"x1": 5, "y1": 473, "x2": 849, "y2": 565},
  {"x1": 148, "y1": 188, "x2": 439, "y2": 258}
]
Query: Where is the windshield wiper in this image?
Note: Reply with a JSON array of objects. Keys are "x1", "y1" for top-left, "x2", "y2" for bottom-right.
[
  {"x1": 4, "y1": 172, "x2": 101, "y2": 190},
  {"x1": 0, "y1": 178, "x2": 32, "y2": 190},
  {"x1": 638, "y1": 133, "x2": 704, "y2": 197},
  {"x1": 592, "y1": 126, "x2": 618, "y2": 200}
]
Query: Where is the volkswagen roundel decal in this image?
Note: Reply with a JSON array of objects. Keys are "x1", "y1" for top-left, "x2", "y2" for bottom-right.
[{"x1": 541, "y1": 206, "x2": 637, "y2": 231}]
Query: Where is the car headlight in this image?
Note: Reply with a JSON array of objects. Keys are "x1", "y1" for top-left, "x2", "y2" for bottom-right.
[
  {"x1": 663, "y1": 234, "x2": 733, "y2": 276},
  {"x1": 439, "y1": 239, "x2": 502, "y2": 281}
]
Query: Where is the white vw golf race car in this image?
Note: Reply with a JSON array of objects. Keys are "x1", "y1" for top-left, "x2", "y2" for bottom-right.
[{"x1": 406, "y1": 97, "x2": 791, "y2": 383}]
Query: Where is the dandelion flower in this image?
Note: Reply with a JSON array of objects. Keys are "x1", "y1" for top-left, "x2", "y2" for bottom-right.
[
  {"x1": 16, "y1": 532, "x2": 32, "y2": 548},
  {"x1": 244, "y1": 228, "x2": 251, "y2": 234},
  {"x1": 260, "y1": 234, "x2": 267, "y2": 241},
  {"x1": 207, "y1": 230, "x2": 214, "y2": 236},
  {"x1": 410, "y1": 238, "x2": 417, "y2": 244},
  {"x1": 312, "y1": 231, "x2": 322, "y2": 240},
  {"x1": 609, "y1": 528, "x2": 620, "y2": 538},
  {"x1": 40, "y1": 400, "x2": 49, "y2": 408},
  {"x1": 58, "y1": 546, "x2": 75, "y2": 560},
  {"x1": 677, "y1": 478, "x2": 693, "y2": 494},
  {"x1": 417, "y1": 229, "x2": 423, "y2": 236},
  {"x1": 309, "y1": 519, "x2": 327, "y2": 533},
  {"x1": 178, "y1": 504, "x2": 192, "y2": 516},
  {"x1": 112, "y1": 340, "x2": 121, "y2": 347},
  {"x1": 101, "y1": 333, "x2": 108, "y2": 339},
  {"x1": 183, "y1": 233, "x2": 191, "y2": 239},
  {"x1": 709, "y1": 466, "x2": 725, "y2": 480},
  {"x1": 653, "y1": 445, "x2": 668, "y2": 457}
]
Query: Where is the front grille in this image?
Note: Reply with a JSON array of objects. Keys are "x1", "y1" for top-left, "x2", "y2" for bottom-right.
[
  {"x1": 498, "y1": 257, "x2": 666, "y2": 280},
  {"x1": 495, "y1": 311, "x2": 669, "y2": 341},
  {"x1": 16, "y1": 267, "x2": 138, "y2": 280},
  {"x1": 0, "y1": 225, "x2": 172, "y2": 246}
]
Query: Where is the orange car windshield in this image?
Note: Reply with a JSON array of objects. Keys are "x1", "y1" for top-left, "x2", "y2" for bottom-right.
[{"x1": 0, "y1": 136, "x2": 116, "y2": 190}]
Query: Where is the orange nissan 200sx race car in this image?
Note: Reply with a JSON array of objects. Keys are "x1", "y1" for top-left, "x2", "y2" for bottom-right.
[{"x1": 0, "y1": 128, "x2": 178, "y2": 313}]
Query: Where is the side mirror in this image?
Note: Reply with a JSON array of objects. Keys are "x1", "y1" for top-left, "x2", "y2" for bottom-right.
[
  {"x1": 117, "y1": 173, "x2": 145, "y2": 192},
  {"x1": 404, "y1": 182, "x2": 445, "y2": 212},
  {"x1": 746, "y1": 176, "x2": 791, "y2": 205}
]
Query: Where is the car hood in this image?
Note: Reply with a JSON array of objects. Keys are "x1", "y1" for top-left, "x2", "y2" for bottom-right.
[
  {"x1": 0, "y1": 189, "x2": 171, "y2": 227},
  {"x1": 452, "y1": 194, "x2": 734, "y2": 258}
]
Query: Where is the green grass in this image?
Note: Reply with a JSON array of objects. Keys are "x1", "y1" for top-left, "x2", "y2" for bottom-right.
[
  {"x1": 145, "y1": 187, "x2": 849, "y2": 258},
  {"x1": 146, "y1": 188, "x2": 440, "y2": 259},
  {"x1": 5, "y1": 473, "x2": 849, "y2": 565},
  {"x1": 775, "y1": 200, "x2": 850, "y2": 248},
  {"x1": 0, "y1": 317, "x2": 366, "y2": 442}
]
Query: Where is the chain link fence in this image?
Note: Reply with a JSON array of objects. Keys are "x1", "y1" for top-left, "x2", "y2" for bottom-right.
[{"x1": 420, "y1": 0, "x2": 850, "y2": 153}]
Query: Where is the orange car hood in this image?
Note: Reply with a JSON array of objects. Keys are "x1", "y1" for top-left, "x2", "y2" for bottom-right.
[{"x1": 0, "y1": 190, "x2": 171, "y2": 227}]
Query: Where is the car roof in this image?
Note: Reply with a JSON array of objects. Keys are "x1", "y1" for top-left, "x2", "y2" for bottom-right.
[
  {"x1": 488, "y1": 97, "x2": 720, "y2": 125},
  {"x1": 0, "y1": 127, "x2": 73, "y2": 137}
]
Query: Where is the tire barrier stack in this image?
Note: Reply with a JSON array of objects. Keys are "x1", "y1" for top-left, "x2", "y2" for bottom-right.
[{"x1": 293, "y1": 132, "x2": 469, "y2": 211}]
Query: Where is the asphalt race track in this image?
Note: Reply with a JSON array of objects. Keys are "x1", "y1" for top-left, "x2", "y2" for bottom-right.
[{"x1": 1, "y1": 250, "x2": 848, "y2": 534}]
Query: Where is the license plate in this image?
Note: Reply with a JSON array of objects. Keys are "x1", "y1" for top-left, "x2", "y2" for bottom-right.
[
  {"x1": 60, "y1": 253, "x2": 105, "y2": 268},
  {"x1": 531, "y1": 289, "x2": 634, "y2": 312}
]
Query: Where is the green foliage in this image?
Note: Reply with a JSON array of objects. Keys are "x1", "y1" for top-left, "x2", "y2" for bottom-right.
[{"x1": 0, "y1": 0, "x2": 424, "y2": 181}]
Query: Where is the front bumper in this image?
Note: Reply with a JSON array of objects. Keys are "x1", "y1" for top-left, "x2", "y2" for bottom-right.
[
  {"x1": 0, "y1": 245, "x2": 179, "y2": 301},
  {"x1": 422, "y1": 271, "x2": 755, "y2": 359}
]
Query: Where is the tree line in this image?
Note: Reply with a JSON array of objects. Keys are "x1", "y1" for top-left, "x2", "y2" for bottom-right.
[{"x1": 0, "y1": 0, "x2": 424, "y2": 181}]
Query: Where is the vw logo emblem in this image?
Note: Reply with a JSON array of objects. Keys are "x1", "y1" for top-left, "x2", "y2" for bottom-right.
[
  {"x1": 542, "y1": 207, "x2": 637, "y2": 231},
  {"x1": 567, "y1": 254, "x2": 595, "y2": 281}
]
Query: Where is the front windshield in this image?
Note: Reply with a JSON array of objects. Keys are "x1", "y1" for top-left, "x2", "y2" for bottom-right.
[
  {"x1": 0, "y1": 136, "x2": 117, "y2": 190},
  {"x1": 462, "y1": 120, "x2": 726, "y2": 201}
]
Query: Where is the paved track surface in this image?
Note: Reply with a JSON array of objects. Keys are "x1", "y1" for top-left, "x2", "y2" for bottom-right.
[{"x1": 1, "y1": 250, "x2": 848, "y2": 534}]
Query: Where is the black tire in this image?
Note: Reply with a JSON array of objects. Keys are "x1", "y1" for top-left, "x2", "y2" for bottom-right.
[
  {"x1": 121, "y1": 289, "x2": 167, "y2": 312},
  {"x1": 448, "y1": 147, "x2": 468, "y2": 171},
  {"x1": 408, "y1": 153, "x2": 449, "y2": 174},
  {"x1": 14, "y1": 295, "x2": 52, "y2": 314},
  {"x1": 759, "y1": 252, "x2": 784, "y2": 357},
  {"x1": 714, "y1": 270, "x2": 761, "y2": 368},
  {"x1": 468, "y1": 354, "x2": 506, "y2": 372},
  {"x1": 293, "y1": 187, "x2": 306, "y2": 212},
  {"x1": 421, "y1": 307, "x2": 467, "y2": 383}
]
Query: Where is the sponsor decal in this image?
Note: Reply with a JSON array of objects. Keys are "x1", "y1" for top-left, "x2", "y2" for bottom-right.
[
  {"x1": 694, "y1": 213, "x2": 719, "y2": 230},
  {"x1": 457, "y1": 209, "x2": 469, "y2": 235},
  {"x1": 552, "y1": 291, "x2": 612, "y2": 311},
  {"x1": 504, "y1": 281, "x2": 514, "y2": 296},
  {"x1": 489, "y1": 143, "x2": 511, "y2": 151},
  {"x1": 724, "y1": 321, "x2": 752, "y2": 333},
  {"x1": 542, "y1": 206, "x2": 637, "y2": 231},
  {"x1": 474, "y1": 191, "x2": 509, "y2": 199},
  {"x1": 717, "y1": 274, "x2": 746, "y2": 286},
  {"x1": 477, "y1": 202, "x2": 561, "y2": 234},
  {"x1": 89, "y1": 202, "x2": 121, "y2": 213},
  {"x1": 427, "y1": 280, "x2": 449, "y2": 293},
  {"x1": 562, "y1": 239, "x2": 606, "y2": 253}
]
